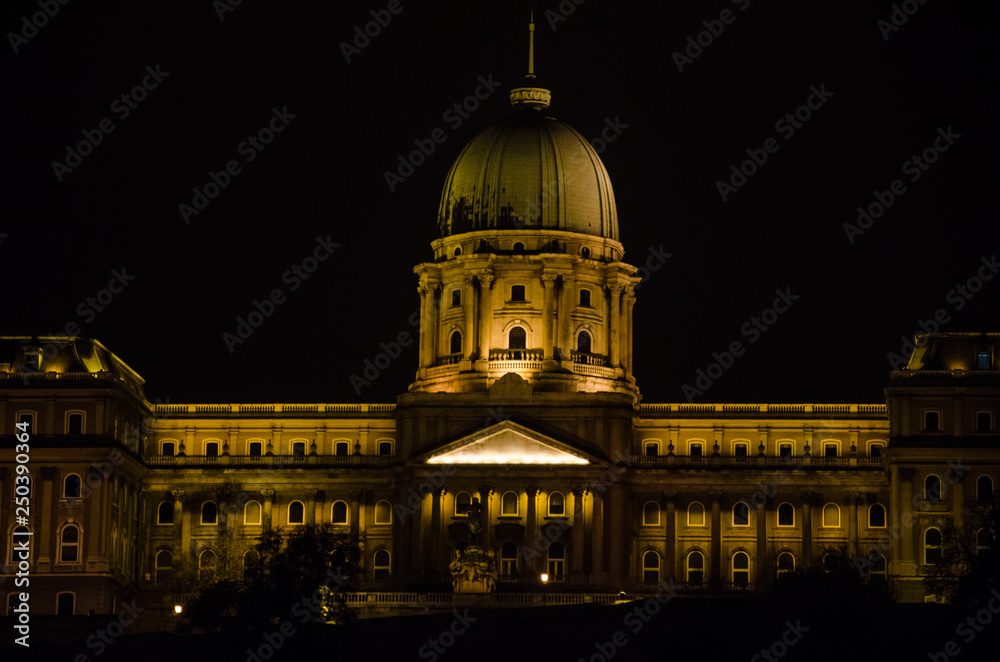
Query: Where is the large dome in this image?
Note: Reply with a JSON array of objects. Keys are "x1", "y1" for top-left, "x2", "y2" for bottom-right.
[{"x1": 437, "y1": 108, "x2": 619, "y2": 240}]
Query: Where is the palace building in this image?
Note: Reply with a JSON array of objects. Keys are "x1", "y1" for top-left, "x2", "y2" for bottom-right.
[{"x1": 2, "y1": 32, "x2": 999, "y2": 623}]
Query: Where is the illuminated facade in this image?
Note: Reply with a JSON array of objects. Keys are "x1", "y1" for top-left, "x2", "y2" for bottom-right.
[{"x1": 2, "y1": 56, "x2": 999, "y2": 621}]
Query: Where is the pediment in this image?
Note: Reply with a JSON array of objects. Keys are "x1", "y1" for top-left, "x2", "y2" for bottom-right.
[{"x1": 423, "y1": 421, "x2": 592, "y2": 465}]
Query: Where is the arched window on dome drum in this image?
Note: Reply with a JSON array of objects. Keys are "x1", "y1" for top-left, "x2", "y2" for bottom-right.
[
  {"x1": 577, "y1": 330, "x2": 592, "y2": 354},
  {"x1": 450, "y1": 330, "x2": 462, "y2": 355}
]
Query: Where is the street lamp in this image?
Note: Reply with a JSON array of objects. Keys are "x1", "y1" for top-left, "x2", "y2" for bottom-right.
[{"x1": 540, "y1": 573, "x2": 549, "y2": 583}]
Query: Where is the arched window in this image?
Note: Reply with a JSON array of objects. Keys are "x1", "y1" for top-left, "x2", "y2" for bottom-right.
[
  {"x1": 733, "y1": 441, "x2": 749, "y2": 460},
  {"x1": 373, "y1": 549, "x2": 391, "y2": 579},
  {"x1": 777, "y1": 552, "x2": 795, "y2": 575},
  {"x1": 577, "y1": 330, "x2": 592, "y2": 354},
  {"x1": 823, "y1": 552, "x2": 840, "y2": 573},
  {"x1": 248, "y1": 440, "x2": 263, "y2": 456},
  {"x1": 977, "y1": 476, "x2": 993, "y2": 503},
  {"x1": 288, "y1": 501, "x2": 305, "y2": 525},
  {"x1": 547, "y1": 542, "x2": 565, "y2": 580},
  {"x1": 501, "y1": 491, "x2": 519, "y2": 516},
  {"x1": 199, "y1": 549, "x2": 217, "y2": 580},
  {"x1": 63, "y1": 474, "x2": 81, "y2": 498},
  {"x1": 976, "y1": 528, "x2": 994, "y2": 554},
  {"x1": 243, "y1": 550, "x2": 258, "y2": 578},
  {"x1": 512, "y1": 242, "x2": 525, "y2": 253},
  {"x1": 155, "y1": 549, "x2": 172, "y2": 582},
  {"x1": 59, "y1": 525, "x2": 80, "y2": 563},
  {"x1": 332, "y1": 501, "x2": 349, "y2": 525},
  {"x1": 689, "y1": 441, "x2": 704, "y2": 461},
  {"x1": 868, "y1": 504, "x2": 886, "y2": 528},
  {"x1": 66, "y1": 412, "x2": 84, "y2": 435},
  {"x1": 688, "y1": 502, "x2": 705, "y2": 527},
  {"x1": 733, "y1": 502, "x2": 749, "y2": 527},
  {"x1": 374, "y1": 500, "x2": 392, "y2": 524},
  {"x1": 822, "y1": 503, "x2": 840, "y2": 528},
  {"x1": 244, "y1": 501, "x2": 262, "y2": 525},
  {"x1": 450, "y1": 330, "x2": 462, "y2": 355},
  {"x1": 548, "y1": 492, "x2": 565, "y2": 516},
  {"x1": 56, "y1": 592, "x2": 75, "y2": 616},
  {"x1": 925, "y1": 475, "x2": 943, "y2": 502},
  {"x1": 777, "y1": 503, "x2": 795, "y2": 527},
  {"x1": 500, "y1": 541, "x2": 519, "y2": 577},
  {"x1": 201, "y1": 501, "x2": 218, "y2": 525},
  {"x1": 686, "y1": 551, "x2": 705, "y2": 584},
  {"x1": 925, "y1": 528, "x2": 942, "y2": 564},
  {"x1": 508, "y1": 327, "x2": 526, "y2": 349},
  {"x1": 454, "y1": 491, "x2": 472, "y2": 516},
  {"x1": 642, "y1": 550, "x2": 660, "y2": 583},
  {"x1": 868, "y1": 552, "x2": 887, "y2": 580},
  {"x1": 732, "y1": 551, "x2": 750, "y2": 585},
  {"x1": 157, "y1": 501, "x2": 174, "y2": 525},
  {"x1": 643, "y1": 502, "x2": 660, "y2": 526}
]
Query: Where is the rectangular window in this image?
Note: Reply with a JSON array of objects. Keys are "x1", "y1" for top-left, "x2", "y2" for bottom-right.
[
  {"x1": 451, "y1": 289, "x2": 461, "y2": 307},
  {"x1": 205, "y1": 441, "x2": 220, "y2": 457},
  {"x1": 734, "y1": 443, "x2": 748, "y2": 460},
  {"x1": 644, "y1": 441, "x2": 659, "y2": 456},
  {"x1": 292, "y1": 442, "x2": 306, "y2": 458},
  {"x1": 977, "y1": 411, "x2": 993, "y2": 433},
  {"x1": 690, "y1": 443, "x2": 703, "y2": 461},
  {"x1": 869, "y1": 443, "x2": 884, "y2": 458},
  {"x1": 378, "y1": 441, "x2": 393, "y2": 455},
  {"x1": 924, "y1": 411, "x2": 941, "y2": 432},
  {"x1": 248, "y1": 441, "x2": 263, "y2": 456},
  {"x1": 579, "y1": 289, "x2": 591, "y2": 307},
  {"x1": 335, "y1": 441, "x2": 350, "y2": 456},
  {"x1": 17, "y1": 412, "x2": 34, "y2": 433},
  {"x1": 510, "y1": 285, "x2": 525, "y2": 302},
  {"x1": 66, "y1": 413, "x2": 84, "y2": 435},
  {"x1": 824, "y1": 443, "x2": 837, "y2": 458},
  {"x1": 778, "y1": 443, "x2": 793, "y2": 460},
  {"x1": 161, "y1": 441, "x2": 176, "y2": 456},
  {"x1": 977, "y1": 350, "x2": 991, "y2": 370}
]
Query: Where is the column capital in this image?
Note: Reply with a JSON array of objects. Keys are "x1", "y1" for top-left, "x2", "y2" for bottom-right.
[
  {"x1": 304, "y1": 489, "x2": 318, "y2": 498},
  {"x1": 541, "y1": 273, "x2": 559, "y2": 285},
  {"x1": 525, "y1": 484, "x2": 540, "y2": 497},
  {"x1": 260, "y1": 489, "x2": 275, "y2": 499},
  {"x1": 170, "y1": 490, "x2": 185, "y2": 501},
  {"x1": 799, "y1": 490, "x2": 814, "y2": 502},
  {"x1": 846, "y1": 491, "x2": 860, "y2": 501},
  {"x1": 662, "y1": 490, "x2": 678, "y2": 501},
  {"x1": 479, "y1": 271, "x2": 495, "y2": 288},
  {"x1": 709, "y1": 490, "x2": 722, "y2": 502},
  {"x1": 572, "y1": 485, "x2": 587, "y2": 498},
  {"x1": 349, "y1": 488, "x2": 363, "y2": 500}
]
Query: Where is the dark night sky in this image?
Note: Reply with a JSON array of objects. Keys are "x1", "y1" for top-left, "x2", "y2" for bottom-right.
[{"x1": 2, "y1": 0, "x2": 997, "y2": 405}]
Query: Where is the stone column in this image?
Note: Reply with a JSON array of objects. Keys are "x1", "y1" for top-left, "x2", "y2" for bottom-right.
[
  {"x1": 801, "y1": 492, "x2": 813, "y2": 567},
  {"x1": 571, "y1": 487, "x2": 586, "y2": 581},
  {"x1": 418, "y1": 282, "x2": 431, "y2": 368},
  {"x1": 430, "y1": 488, "x2": 443, "y2": 579},
  {"x1": 464, "y1": 275, "x2": 476, "y2": 359},
  {"x1": 38, "y1": 467, "x2": 54, "y2": 570},
  {"x1": 755, "y1": 500, "x2": 767, "y2": 586},
  {"x1": 261, "y1": 489, "x2": 274, "y2": 531},
  {"x1": 591, "y1": 490, "x2": 604, "y2": 583},
  {"x1": 429, "y1": 284, "x2": 441, "y2": 366},
  {"x1": 608, "y1": 482, "x2": 625, "y2": 583},
  {"x1": 608, "y1": 284, "x2": 622, "y2": 367},
  {"x1": 663, "y1": 491, "x2": 677, "y2": 582},
  {"x1": 560, "y1": 275, "x2": 575, "y2": 361},
  {"x1": 478, "y1": 272, "x2": 494, "y2": 363},
  {"x1": 847, "y1": 492, "x2": 859, "y2": 559},
  {"x1": 899, "y1": 468, "x2": 916, "y2": 572},
  {"x1": 305, "y1": 489, "x2": 317, "y2": 526},
  {"x1": 477, "y1": 485, "x2": 492, "y2": 552},
  {"x1": 625, "y1": 290, "x2": 636, "y2": 373},
  {"x1": 542, "y1": 274, "x2": 557, "y2": 360},
  {"x1": 525, "y1": 485, "x2": 539, "y2": 576},
  {"x1": 710, "y1": 491, "x2": 722, "y2": 588}
]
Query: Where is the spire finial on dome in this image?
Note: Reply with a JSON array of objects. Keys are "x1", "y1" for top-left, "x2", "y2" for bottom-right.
[
  {"x1": 527, "y1": 11, "x2": 535, "y2": 80},
  {"x1": 510, "y1": 11, "x2": 551, "y2": 110}
]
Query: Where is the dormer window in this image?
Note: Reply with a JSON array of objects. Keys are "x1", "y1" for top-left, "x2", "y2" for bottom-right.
[{"x1": 23, "y1": 348, "x2": 41, "y2": 371}]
